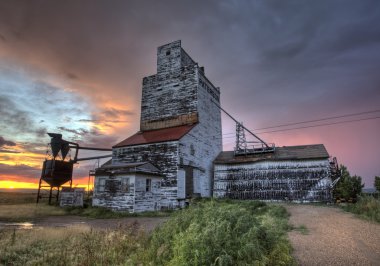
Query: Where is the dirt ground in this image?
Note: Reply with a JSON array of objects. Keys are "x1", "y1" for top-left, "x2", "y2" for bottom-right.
[{"x1": 286, "y1": 204, "x2": 380, "y2": 266}]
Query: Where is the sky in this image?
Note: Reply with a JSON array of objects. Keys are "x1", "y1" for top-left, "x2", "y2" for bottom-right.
[{"x1": 0, "y1": 0, "x2": 379, "y2": 189}]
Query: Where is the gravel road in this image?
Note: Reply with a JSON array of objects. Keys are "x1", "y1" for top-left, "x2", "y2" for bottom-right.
[{"x1": 286, "y1": 204, "x2": 380, "y2": 266}]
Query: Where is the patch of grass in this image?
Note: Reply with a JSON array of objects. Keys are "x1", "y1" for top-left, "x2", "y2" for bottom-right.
[
  {"x1": 0, "y1": 192, "x2": 37, "y2": 204},
  {"x1": 292, "y1": 224, "x2": 309, "y2": 235},
  {"x1": 63, "y1": 206, "x2": 173, "y2": 218},
  {"x1": 0, "y1": 224, "x2": 146, "y2": 266},
  {"x1": 0, "y1": 200, "x2": 295, "y2": 265},
  {"x1": 0, "y1": 203, "x2": 172, "y2": 222},
  {"x1": 132, "y1": 200, "x2": 295, "y2": 265},
  {"x1": 343, "y1": 196, "x2": 380, "y2": 223},
  {"x1": 0, "y1": 204, "x2": 66, "y2": 222}
]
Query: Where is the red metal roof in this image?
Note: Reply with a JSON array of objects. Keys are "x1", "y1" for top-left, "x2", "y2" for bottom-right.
[{"x1": 113, "y1": 124, "x2": 196, "y2": 148}]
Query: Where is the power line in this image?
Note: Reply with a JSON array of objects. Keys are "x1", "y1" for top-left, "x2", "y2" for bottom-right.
[
  {"x1": 255, "y1": 116, "x2": 380, "y2": 134},
  {"x1": 220, "y1": 108, "x2": 380, "y2": 136},
  {"x1": 207, "y1": 115, "x2": 380, "y2": 139},
  {"x1": 254, "y1": 109, "x2": 380, "y2": 131}
]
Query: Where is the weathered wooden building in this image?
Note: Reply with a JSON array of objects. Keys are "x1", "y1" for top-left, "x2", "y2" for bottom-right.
[
  {"x1": 60, "y1": 187, "x2": 84, "y2": 207},
  {"x1": 93, "y1": 40, "x2": 222, "y2": 209},
  {"x1": 213, "y1": 144, "x2": 336, "y2": 202},
  {"x1": 93, "y1": 40, "x2": 338, "y2": 211},
  {"x1": 93, "y1": 162, "x2": 162, "y2": 212}
]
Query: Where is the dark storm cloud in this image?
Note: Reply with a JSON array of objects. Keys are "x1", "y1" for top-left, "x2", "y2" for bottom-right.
[
  {"x1": 66, "y1": 72, "x2": 79, "y2": 80},
  {"x1": 0, "y1": 163, "x2": 40, "y2": 179},
  {"x1": 0, "y1": 0, "x2": 379, "y2": 183},
  {"x1": 57, "y1": 126, "x2": 89, "y2": 136},
  {"x1": 0, "y1": 96, "x2": 34, "y2": 132},
  {"x1": 0, "y1": 149, "x2": 20, "y2": 154},
  {"x1": 1, "y1": 0, "x2": 378, "y2": 115},
  {"x1": 76, "y1": 134, "x2": 119, "y2": 149},
  {"x1": 75, "y1": 107, "x2": 133, "y2": 127},
  {"x1": 32, "y1": 81, "x2": 87, "y2": 113},
  {"x1": 0, "y1": 95, "x2": 49, "y2": 138},
  {"x1": 0, "y1": 136, "x2": 16, "y2": 147},
  {"x1": 18, "y1": 141, "x2": 47, "y2": 155},
  {"x1": 102, "y1": 108, "x2": 134, "y2": 119}
]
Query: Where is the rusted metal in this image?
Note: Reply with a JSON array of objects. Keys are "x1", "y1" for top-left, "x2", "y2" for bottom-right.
[
  {"x1": 113, "y1": 124, "x2": 196, "y2": 148},
  {"x1": 37, "y1": 133, "x2": 112, "y2": 204},
  {"x1": 211, "y1": 100, "x2": 275, "y2": 154}
]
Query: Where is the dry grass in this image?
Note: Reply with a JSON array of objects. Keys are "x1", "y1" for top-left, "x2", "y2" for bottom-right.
[
  {"x1": 0, "y1": 191, "x2": 65, "y2": 222},
  {"x1": 0, "y1": 200, "x2": 295, "y2": 265},
  {"x1": 0, "y1": 204, "x2": 66, "y2": 221},
  {"x1": 0, "y1": 192, "x2": 38, "y2": 204},
  {"x1": 343, "y1": 196, "x2": 380, "y2": 223},
  {"x1": 0, "y1": 224, "x2": 146, "y2": 265}
]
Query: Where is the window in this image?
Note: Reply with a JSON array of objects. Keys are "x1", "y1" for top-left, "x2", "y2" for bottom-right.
[
  {"x1": 105, "y1": 179, "x2": 121, "y2": 193},
  {"x1": 124, "y1": 178, "x2": 130, "y2": 193},
  {"x1": 96, "y1": 178, "x2": 106, "y2": 192},
  {"x1": 190, "y1": 144, "x2": 195, "y2": 156},
  {"x1": 166, "y1": 50, "x2": 171, "y2": 56},
  {"x1": 146, "y1": 178, "x2": 151, "y2": 192}
]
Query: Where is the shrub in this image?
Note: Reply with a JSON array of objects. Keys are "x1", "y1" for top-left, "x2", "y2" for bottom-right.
[
  {"x1": 343, "y1": 196, "x2": 380, "y2": 223},
  {"x1": 374, "y1": 176, "x2": 380, "y2": 193},
  {"x1": 133, "y1": 200, "x2": 294, "y2": 266},
  {"x1": 0, "y1": 200, "x2": 295, "y2": 265},
  {"x1": 334, "y1": 165, "x2": 363, "y2": 201}
]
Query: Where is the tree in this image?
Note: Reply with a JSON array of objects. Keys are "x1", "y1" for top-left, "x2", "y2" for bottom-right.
[
  {"x1": 333, "y1": 165, "x2": 364, "y2": 201},
  {"x1": 375, "y1": 176, "x2": 380, "y2": 192}
]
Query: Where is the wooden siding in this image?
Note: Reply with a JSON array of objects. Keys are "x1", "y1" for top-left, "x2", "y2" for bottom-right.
[{"x1": 213, "y1": 159, "x2": 333, "y2": 202}]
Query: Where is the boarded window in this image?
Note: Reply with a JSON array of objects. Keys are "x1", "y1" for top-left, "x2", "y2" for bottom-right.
[
  {"x1": 105, "y1": 179, "x2": 121, "y2": 193},
  {"x1": 97, "y1": 178, "x2": 106, "y2": 192},
  {"x1": 123, "y1": 178, "x2": 130, "y2": 193},
  {"x1": 146, "y1": 179, "x2": 151, "y2": 192}
]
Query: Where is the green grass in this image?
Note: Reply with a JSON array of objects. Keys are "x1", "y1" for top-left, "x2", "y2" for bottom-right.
[
  {"x1": 343, "y1": 196, "x2": 380, "y2": 223},
  {"x1": 0, "y1": 200, "x2": 295, "y2": 265},
  {"x1": 0, "y1": 224, "x2": 146, "y2": 265},
  {"x1": 132, "y1": 200, "x2": 295, "y2": 265},
  {"x1": 0, "y1": 204, "x2": 172, "y2": 222},
  {"x1": 0, "y1": 204, "x2": 67, "y2": 222},
  {"x1": 292, "y1": 224, "x2": 309, "y2": 235},
  {"x1": 64, "y1": 205, "x2": 173, "y2": 218},
  {"x1": 0, "y1": 190, "x2": 172, "y2": 221}
]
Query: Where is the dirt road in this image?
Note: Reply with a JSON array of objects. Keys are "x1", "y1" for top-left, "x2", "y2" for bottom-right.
[{"x1": 286, "y1": 204, "x2": 380, "y2": 266}]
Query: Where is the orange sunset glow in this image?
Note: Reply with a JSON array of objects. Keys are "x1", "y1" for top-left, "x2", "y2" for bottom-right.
[{"x1": 0, "y1": 178, "x2": 93, "y2": 190}]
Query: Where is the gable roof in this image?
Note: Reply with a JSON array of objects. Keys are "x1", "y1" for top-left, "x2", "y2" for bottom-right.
[
  {"x1": 214, "y1": 144, "x2": 329, "y2": 164},
  {"x1": 95, "y1": 161, "x2": 162, "y2": 176},
  {"x1": 113, "y1": 124, "x2": 196, "y2": 148}
]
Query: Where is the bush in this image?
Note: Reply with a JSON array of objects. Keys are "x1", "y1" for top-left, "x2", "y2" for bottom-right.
[
  {"x1": 133, "y1": 200, "x2": 294, "y2": 265},
  {"x1": 374, "y1": 176, "x2": 380, "y2": 192},
  {"x1": 334, "y1": 165, "x2": 363, "y2": 201},
  {"x1": 0, "y1": 200, "x2": 295, "y2": 265},
  {"x1": 343, "y1": 196, "x2": 380, "y2": 223}
]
